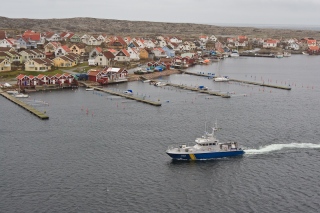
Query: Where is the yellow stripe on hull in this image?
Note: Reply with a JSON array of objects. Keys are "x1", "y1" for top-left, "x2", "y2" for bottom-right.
[{"x1": 189, "y1": 154, "x2": 196, "y2": 160}]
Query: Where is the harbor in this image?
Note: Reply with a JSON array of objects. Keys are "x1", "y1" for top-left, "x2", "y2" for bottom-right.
[{"x1": 0, "y1": 89, "x2": 49, "y2": 120}]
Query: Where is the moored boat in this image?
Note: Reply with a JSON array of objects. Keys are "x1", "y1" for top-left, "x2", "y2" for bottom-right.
[
  {"x1": 123, "y1": 89, "x2": 133, "y2": 95},
  {"x1": 14, "y1": 93, "x2": 29, "y2": 98},
  {"x1": 6, "y1": 90, "x2": 19, "y2": 94},
  {"x1": 86, "y1": 88, "x2": 94, "y2": 91},
  {"x1": 214, "y1": 76, "x2": 229, "y2": 82},
  {"x1": 166, "y1": 122, "x2": 244, "y2": 160}
]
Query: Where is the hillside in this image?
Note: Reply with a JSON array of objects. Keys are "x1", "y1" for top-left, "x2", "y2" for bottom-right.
[{"x1": 0, "y1": 16, "x2": 319, "y2": 39}]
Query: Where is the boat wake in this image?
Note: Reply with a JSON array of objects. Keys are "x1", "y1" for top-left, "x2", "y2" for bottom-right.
[{"x1": 244, "y1": 143, "x2": 320, "y2": 155}]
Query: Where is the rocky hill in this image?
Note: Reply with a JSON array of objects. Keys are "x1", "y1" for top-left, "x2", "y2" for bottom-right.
[{"x1": 0, "y1": 16, "x2": 319, "y2": 39}]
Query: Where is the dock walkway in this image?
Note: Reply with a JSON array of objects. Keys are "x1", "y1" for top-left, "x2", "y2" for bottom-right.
[
  {"x1": 181, "y1": 71, "x2": 291, "y2": 90},
  {"x1": 0, "y1": 89, "x2": 49, "y2": 120},
  {"x1": 165, "y1": 83, "x2": 231, "y2": 98},
  {"x1": 229, "y1": 79, "x2": 291, "y2": 90},
  {"x1": 79, "y1": 82, "x2": 161, "y2": 106}
]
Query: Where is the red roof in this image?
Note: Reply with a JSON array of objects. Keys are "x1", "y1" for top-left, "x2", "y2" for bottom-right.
[
  {"x1": 16, "y1": 74, "x2": 26, "y2": 80},
  {"x1": 309, "y1": 46, "x2": 319, "y2": 51},
  {"x1": 88, "y1": 71, "x2": 100, "y2": 76},
  {"x1": 22, "y1": 31, "x2": 41, "y2": 41}
]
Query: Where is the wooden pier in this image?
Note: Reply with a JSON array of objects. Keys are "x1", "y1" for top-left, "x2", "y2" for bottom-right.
[
  {"x1": 165, "y1": 82, "x2": 231, "y2": 98},
  {"x1": 0, "y1": 89, "x2": 49, "y2": 120},
  {"x1": 78, "y1": 82, "x2": 162, "y2": 106},
  {"x1": 229, "y1": 79, "x2": 291, "y2": 90},
  {"x1": 181, "y1": 71, "x2": 291, "y2": 90}
]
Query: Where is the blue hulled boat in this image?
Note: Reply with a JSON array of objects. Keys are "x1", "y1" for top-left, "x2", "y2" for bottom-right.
[{"x1": 166, "y1": 123, "x2": 244, "y2": 160}]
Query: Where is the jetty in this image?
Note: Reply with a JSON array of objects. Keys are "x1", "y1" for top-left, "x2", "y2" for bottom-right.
[
  {"x1": 229, "y1": 79, "x2": 291, "y2": 90},
  {"x1": 0, "y1": 89, "x2": 49, "y2": 120},
  {"x1": 79, "y1": 82, "x2": 161, "y2": 106},
  {"x1": 165, "y1": 82, "x2": 231, "y2": 98},
  {"x1": 180, "y1": 71, "x2": 291, "y2": 90}
]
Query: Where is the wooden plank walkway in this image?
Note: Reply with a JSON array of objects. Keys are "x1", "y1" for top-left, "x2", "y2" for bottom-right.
[
  {"x1": 0, "y1": 89, "x2": 49, "y2": 120},
  {"x1": 181, "y1": 71, "x2": 291, "y2": 90},
  {"x1": 229, "y1": 79, "x2": 291, "y2": 90},
  {"x1": 91, "y1": 87, "x2": 162, "y2": 106},
  {"x1": 165, "y1": 83, "x2": 231, "y2": 98}
]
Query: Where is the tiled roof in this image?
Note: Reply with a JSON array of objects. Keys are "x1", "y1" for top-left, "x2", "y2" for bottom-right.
[{"x1": 103, "y1": 51, "x2": 115, "y2": 59}]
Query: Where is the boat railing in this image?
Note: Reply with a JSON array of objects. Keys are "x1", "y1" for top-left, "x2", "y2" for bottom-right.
[{"x1": 167, "y1": 143, "x2": 195, "y2": 151}]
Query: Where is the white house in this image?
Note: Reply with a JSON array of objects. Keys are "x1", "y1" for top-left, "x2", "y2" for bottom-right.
[
  {"x1": 263, "y1": 39, "x2": 278, "y2": 48},
  {"x1": 55, "y1": 45, "x2": 70, "y2": 57},
  {"x1": 0, "y1": 39, "x2": 13, "y2": 48},
  {"x1": 45, "y1": 32, "x2": 61, "y2": 42},
  {"x1": 127, "y1": 47, "x2": 140, "y2": 61},
  {"x1": 94, "y1": 51, "x2": 115, "y2": 66},
  {"x1": 209, "y1": 35, "x2": 218, "y2": 42},
  {"x1": 114, "y1": 49, "x2": 130, "y2": 62},
  {"x1": 152, "y1": 47, "x2": 167, "y2": 58},
  {"x1": 199, "y1": 35, "x2": 209, "y2": 43},
  {"x1": 170, "y1": 37, "x2": 182, "y2": 44}
]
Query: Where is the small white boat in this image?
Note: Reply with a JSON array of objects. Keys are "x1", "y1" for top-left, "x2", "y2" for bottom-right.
[
  {"x1": 7, "y1": 90, "x2": 19, "y2": 94},
  {"x1": 302, "y1": 51, "x2": 309, "y2": 55},
  {"x1": 214, "y1": 76, "x2": 229, "y2": 82},
  {"x1": 154, "y1": 82, "x2": 167, "y2": 87},
  {"x1": 283, "y1": 52, "x2": 291, "y2": 57},
  {"x1": 142, "y1": 79, "x2": 151, "y2": 83},
  {"x1": 123, "y1": 89, "x2": 133, "y2": 95},
  {"x1": 275, "y1": 53, "x2": 284, "y2": 58},
  {"x1": 86, "y1": 88, "x2": 94, "y2": 91},
  {"x1": 14, "y1": 93, "x2": 29, "y2": 98},
  {"x1": 230, "y1": 50, "x2": 239, "y2": 57},
  {"x1": 198, "y1": 86, "x2": 208, "y2": 90}
]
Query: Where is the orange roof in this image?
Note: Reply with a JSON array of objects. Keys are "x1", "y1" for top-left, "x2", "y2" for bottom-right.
[
  {"x1": 309, "y1": 46, "x2": 319, "y2": 51},
  {"x1": 16, "y1": 74, "x2": 26, "y2": 80}
]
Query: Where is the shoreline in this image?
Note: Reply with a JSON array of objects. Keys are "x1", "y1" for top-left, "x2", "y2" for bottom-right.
[{"x1": 127, "y1": 69, "x2": 183, "y2": 82}]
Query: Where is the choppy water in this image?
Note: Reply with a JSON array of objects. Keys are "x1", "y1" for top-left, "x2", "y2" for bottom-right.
[{"x1": 1, "y1": 55, "x2": 320, "y2": 212}]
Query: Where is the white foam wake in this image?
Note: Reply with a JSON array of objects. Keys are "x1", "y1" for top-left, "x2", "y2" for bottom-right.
[{"x1": 244, "y1": 143, "x2": 320, "y2": 154}]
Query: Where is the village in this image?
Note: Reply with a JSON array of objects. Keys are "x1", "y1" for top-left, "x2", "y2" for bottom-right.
[{"x1": 0, "y1": 29, "x2": 319, "y2": 89}]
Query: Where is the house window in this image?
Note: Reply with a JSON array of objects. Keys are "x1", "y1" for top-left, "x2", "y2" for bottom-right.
[{"x1": 35, "y1": 67, "x2": 37, "y2": 70}]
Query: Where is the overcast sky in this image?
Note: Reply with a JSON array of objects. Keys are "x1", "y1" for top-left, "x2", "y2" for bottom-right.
[{"x1": 2, "y1": 0, "x2": 320, "y2": 27}]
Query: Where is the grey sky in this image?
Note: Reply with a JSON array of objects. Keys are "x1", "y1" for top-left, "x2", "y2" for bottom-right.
[{"x1": 1, "y1": 0, "x2": 320, "y2": 26}]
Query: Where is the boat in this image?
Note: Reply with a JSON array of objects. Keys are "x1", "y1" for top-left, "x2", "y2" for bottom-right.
[
  {"x1": 214, "y1": 76, "x2": 229, "y2": 82},
  {"x1": 86, "y1": 88, "x2": 94, "y2": 91},
  {"x1": 302, "y1": 51, "x2": 309, "y2": 55},
  {"x1": 166, "y1": 122, "x2": 245, "y2": 160},
  {"x1": 142, "y1": 79, "x2": 151, "y2": 83},
  {"x1": 14, "y1": 93, "x2": 29, "y2": 98},
  {"x1": 123, "y1": 89, "x2": 133, "y2": 95},
  {"x1": 230, "y1": 50, "x2": 239, "y2": 57},
  {"x1": 283, "y1": 51, "x2": 291, "y2": 57},
  {"x1": 154, "y1": 82, "x2": 167, "y2": 87},
  {"x1": 275, "y1": 53, "x2": 284, "y2": 58},
  {"x1": 198, "y1": 85, "x2": 208, "y2": 90},
  {"x1": 6, "y1": 90, "x2": 19, "y2": 94}
]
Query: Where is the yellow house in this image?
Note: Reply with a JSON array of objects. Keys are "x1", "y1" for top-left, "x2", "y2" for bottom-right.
[
  {"x1": 70, "y1": 43, "x2": 86, "y2": 55},
  {"x1": 139, "y1": 48, "x2": 149, "y2": 59},
  {"x1": 52, "y1": 55, "x2": 77, "y2": 67},
  {"x1": 24, "y1": 59, "x2": 53, "y2": 71},
  {"x1": 0, "y1": 58, "x2": 11, "y2": 71}
]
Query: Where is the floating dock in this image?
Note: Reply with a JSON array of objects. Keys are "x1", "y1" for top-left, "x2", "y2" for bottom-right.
[
  {"x1": 229, "y1": 79, "x2": 291, "y2": 90},
  {"x1": 0, "y1": 89, "x2": 49, "y2": 120},
  {"x1": 181, "y1": 71, "x2": 291, "y2": 90},
  {"x1": 165, "y1": 83, "x2": 231, "y2": 98},
  {"x1": 79, "y1": 82, "x2": 162, "y2": 106}
]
